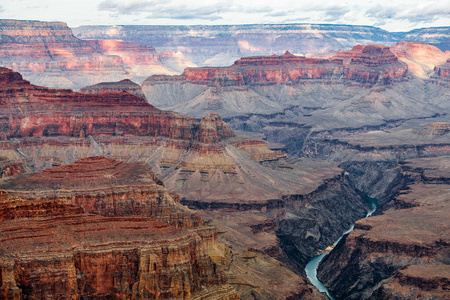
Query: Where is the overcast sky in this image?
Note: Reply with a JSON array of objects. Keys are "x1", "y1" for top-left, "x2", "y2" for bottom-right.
[{"x1": 1, "y1": 0, "x2": 449, "y2": 32}]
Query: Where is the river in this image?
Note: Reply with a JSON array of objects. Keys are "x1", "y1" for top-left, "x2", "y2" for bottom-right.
[{"x1": 305, "y1": 197, "x2": 378, "y2": 299}]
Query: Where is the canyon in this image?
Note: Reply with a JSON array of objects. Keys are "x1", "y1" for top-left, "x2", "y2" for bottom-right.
[
  {"x1": 73, "y1": 24, "x2": 450, "y2": 67},
  {"x1": 0, "y1": 19, "x2": 449, "y2": 299},
  {"x1": 0, "y1": 66, "x2": 365, "y2": 298}
]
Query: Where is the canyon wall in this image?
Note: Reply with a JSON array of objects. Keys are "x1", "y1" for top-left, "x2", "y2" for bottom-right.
[
  {"x1": 0, "y1": 19, "x2": 191, "y2": 90},
  {"x1": 73, "y1": 24, "x2": 450, "y2": 67},
  {"x1": 317, "y1": 156, "x2": 450, "y2": 299},
  {"x1": 0, "y1": 155, "x2": 243, "y2": 299}
]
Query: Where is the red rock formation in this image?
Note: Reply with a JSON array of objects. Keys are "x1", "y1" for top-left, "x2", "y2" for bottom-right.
[
  {"x1": 0, "y1": 67, "x2": 243, "y2": 150},
  {"x1": 0, "y1": 67, "x2": 203, "y2": 142},
  {"x1": 335, "y1": 45, "x2": 408, "y2": 84},
  {"x1": 0, "y1": 155, "x2": 241, "y2": 299},
  {"x1": 2, "y1": 156, "x2": 205, "y2": 229},
  {"x1": 144, "y1": 46, "x2": 408, "y2": 88},
  {"x1": 80, "y1": 79, "x2": 146, "y2": 99},
  {"x1": 0, "y1": 192, "x2": 229, "y2": 299},
  {"x1": 0, "y1": 20, "x2": 186, "y2": 90},
  {"x1": 196, "y1": 113, "x2": 236, "y2": 144}
]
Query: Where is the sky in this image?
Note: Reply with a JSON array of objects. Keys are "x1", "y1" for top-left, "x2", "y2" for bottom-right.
[{"x1": 0, "y1": 0, "x2": 449, "y2": 32}]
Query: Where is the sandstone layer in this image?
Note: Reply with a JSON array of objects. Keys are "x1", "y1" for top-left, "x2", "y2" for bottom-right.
[
  {"x1": 144, "y1": 46, "x2": 408, "y2": 88},
  {"x1": 142, "y1": 45, "x2": 418, "y2": 120},
  {"x1": 0, "y1": 192, "x2": 230, "y2": 299},
  {"x1": 0, "y1": 19, "x2": 190, "y2": 90},
  {"x1": 1, "y1": 156, "x2": 205, "y2": 229}
]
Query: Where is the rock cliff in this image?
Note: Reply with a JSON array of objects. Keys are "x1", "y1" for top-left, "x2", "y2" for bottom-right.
[
  {"x1": 0, "y1": 67, "x2": 371, "y2": 298},
  {"x1": 0, "y1": 19, "x2": 190, "y2": 90},
  {"x1": 1, "y1": 156, "x2": 205, "y2": 229},
  {"x1": 316, "y1": 156, "x2": 450, "y2": 299},
  {"x1": 144, "y1": 46, "x2": 406, "y2": 88},
  {"x1": 142, "y1": 46, "x2": 411, "y2": 119},
  {"x1": 72, "y1": 24, "x2": 450, "y2": 67},
  {"x1": 0, "y1": 156, "x2": 241, "y2": 299},
  {"x1": 0, "y1": 193, "x2": 230, "y2": 299}
]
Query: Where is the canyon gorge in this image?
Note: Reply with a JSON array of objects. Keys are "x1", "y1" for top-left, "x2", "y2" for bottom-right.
[{"x1": 0, "y1": 18, "x2": 449, "y2": 299}]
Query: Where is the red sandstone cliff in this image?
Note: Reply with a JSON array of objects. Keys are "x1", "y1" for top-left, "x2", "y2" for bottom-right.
[
  {"x1": 0, "y1": 157, "x2": 239, "y2": 299},
  {"x1": 143, "y1": 46, "x2": 408, "y2": 88},
  {"x1": 0, "y1": 20, "x2": 189, "y2": 89},
  {"x1": 0, "y1": 192, "x2": 231, "y2": 299},
  {"x1": 0, "y1": 67, "x2": 222, "y2": 143}
]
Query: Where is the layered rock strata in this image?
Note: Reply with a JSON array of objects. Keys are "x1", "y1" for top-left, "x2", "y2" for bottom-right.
[
  {"x1": 141, "y1": 45, "x2": 413, "y2": 119},
  {"x1": 432, "y1": 58, "x2": 450, "y2": 87},
  {"x1": 72, "y1": 24, "x2": 450, "y2": 67},
  {"x1": 1, "y1": 156, "x2": 205, "y2": 229},
  {"x1": 0, "y1": 191, "x2": 230, "y2": 299},
  {"x1": 317, "y1": 156, "x2": 450, "y2": 299},
  {"x1": 80, "y1": 79, "x2": 146, "y2": 99},
  {"x1": 143, "y1": 46, "x2": 407, "y2": 89},
  {"x1": 0, "y1": 67, "x2": 370, "y2": 298},
  {"x1": 0, "y1": 19, "x2": 188, "y2": 90}
]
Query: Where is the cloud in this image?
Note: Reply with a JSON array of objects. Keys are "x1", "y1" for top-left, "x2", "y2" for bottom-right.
[
  {"x1": 0, "y1": 5, "x2": 4, "y2": 13},
  {"x1": 365, "y1": 1, "x2": 450, "y2": 24},
  {"x1": 264, "y1": 3, "x2": 350, "y2": 23},
  {"x1": 98, "y1": 0, "x2": 232, "y2": 20}
]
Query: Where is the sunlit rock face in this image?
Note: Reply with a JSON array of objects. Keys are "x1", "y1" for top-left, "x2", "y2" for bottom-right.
[
  {"x1": 390, "y1": 41, "x2": 450, "y2": 79},
  {"x1": 0, "y1": 19, "x2": 192, "y2": 90}
]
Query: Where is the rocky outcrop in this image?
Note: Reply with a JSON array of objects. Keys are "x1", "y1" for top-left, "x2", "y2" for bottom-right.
[
  {"x1": 334, "y1": 45, "x2": 408, "y2": 85},
  {"x1": 0, "y1": 19, "x2": 189, "y2": 90},
  {"x1": 0, "y1": 193, "x2": 229, "y2": 299},
  {"x1": 1, "y1": 156, "x2": 205, "y2": 229},
  {"x1": 0, "y1": 155, "x2": 241, "y2": 299},
  {"x1": 80, "y1": 79, "x2": 146, "y2": 99},
  {"x1": 142, "y1": 46, "x2": 411, "y2": 119},
  {"x1": 0, "y1": 67, "x2": 229, "y2": 144},
  {"x1": 432, "y1": 58, "x2": 450, "y2": 87},
  {"x1": 144, "y1": 46, "x2": 407, "y2": 88},
  {"x1": 316, "y1": 156, "x2": 450, "y2": 299}
]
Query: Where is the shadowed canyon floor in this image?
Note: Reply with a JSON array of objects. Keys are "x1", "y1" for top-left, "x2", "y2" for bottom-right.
[{"x1": 317, "y1": 156, "x2": 450, "y2": 299}]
